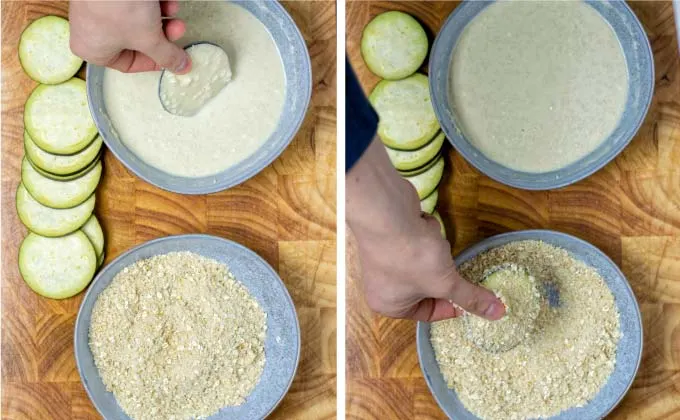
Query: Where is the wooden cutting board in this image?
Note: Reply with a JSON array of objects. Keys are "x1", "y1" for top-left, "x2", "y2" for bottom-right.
[
  {"x1": 0, "y1": 1, "x2": 337, "y2": 419},
  {"x1": 347, "y1": 1, "x2": 680, "y2": 419}
]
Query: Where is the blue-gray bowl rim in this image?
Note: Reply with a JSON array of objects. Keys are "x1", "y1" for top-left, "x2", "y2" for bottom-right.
[
  {"x1": 429, "y1": 0, "x2": 654, "y2": 190},
  {"x1": 86, "y1": 0, "x2": 312, "y2": 195},
  {"x1": 74, "y1": 233, "x2": 301, "y2": 420},
  {"x1": 416, "y1": 229, "x2": 643, "y2": 420}
]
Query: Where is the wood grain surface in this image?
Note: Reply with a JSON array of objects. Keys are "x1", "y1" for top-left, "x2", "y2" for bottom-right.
[
  {"x1": 1, "y1": 1, "x2": 337, "y2": 419},
  {"x1": 347, "y1": 1, "x2": 680, "y2": 419}
]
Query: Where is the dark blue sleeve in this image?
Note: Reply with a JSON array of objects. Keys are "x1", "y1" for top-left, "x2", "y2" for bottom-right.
[{"x1": 346, "y1": 58, "x2": 379, "y2": 172}]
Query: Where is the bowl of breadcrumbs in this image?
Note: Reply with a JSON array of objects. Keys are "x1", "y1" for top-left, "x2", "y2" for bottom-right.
[
  {"x1": 75, "y1": 234, "x2": 300, "y2": 420},
  {"x1": 417, "y1": 230, "x2": 642, "y2": 420}
]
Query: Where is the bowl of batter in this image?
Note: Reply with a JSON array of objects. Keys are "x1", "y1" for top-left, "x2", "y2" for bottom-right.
[
  {"x1": 430, "y1": 0, "x2": 653, "y2": 190},
  {"x1": 416, "y1": 230, "x2": 643, "y2": 420},
  {"x1": 86, "y1": 0, "x2": 311, "y2": 194}
]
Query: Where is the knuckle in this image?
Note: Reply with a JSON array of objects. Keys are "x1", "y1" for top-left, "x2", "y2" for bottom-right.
[
  {"x1": 69, "y1": 36, "x2": 107, "y2": 65},
  {"x1": 459, "y1": 289, "x2": 489, "y2": 315},
  {"x1": 139, "y1": 34, "x2": 163, "y2": 50},
  {"x1": 431, "y1": 268, "x2": 462, "y2": 298},
  {"x1": 166, "y1": 54, "x2": 184, "y2": 70},
  {"x1": 364, "y1": 294, "x2": 384, "y2": 313},
  {"x1": 362, "y1": 280, "x2": 392, "y2": 315},
  {"x1": 465, "y1": 300, "x2": 486, "y2": 316},
  {"x1": 158, "y1": 51, "x2": 184, "y2": 70},
  {"x1": 409, "y1": 238, "x2": 440, "y2": 265},
  {"x1": 426, "y1": 216, "x2": 442, "y2": 234},
  {"x1": 421, "y1": 247, "x2": 444, "y2": 268},
  {"x1": 69, "y1": 37, "x2": 86, "y2": 58}
]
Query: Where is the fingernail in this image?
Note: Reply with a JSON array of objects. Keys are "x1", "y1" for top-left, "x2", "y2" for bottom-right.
[
  {"x1": 484, "y1": 301, "x2": 505, "y2": 320},
  {"x1": 175, "y1": 55, "x2": 190, "y2": 73}
]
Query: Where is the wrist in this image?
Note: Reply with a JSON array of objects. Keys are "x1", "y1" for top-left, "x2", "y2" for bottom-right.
[{"x1": 346, "y1": 138, "x2": 422, "y2": 237}]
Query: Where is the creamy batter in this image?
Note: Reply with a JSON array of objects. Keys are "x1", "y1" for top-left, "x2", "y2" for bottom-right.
[
  {"x1": 103, "y1": 2, "x2": 285, "y2": 178},
  {"x1": 450, "y1": 1, "x2": 628, "y2": 173},
  {"x1": 159, "y1": 43, "x2": 233, "y2": 117}
]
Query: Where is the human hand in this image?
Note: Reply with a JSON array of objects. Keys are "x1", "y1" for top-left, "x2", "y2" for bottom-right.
[
  {"x1": 347, "y1": 138, "x2": 506, "y2": 322},
  {"x1": 69, "y1": 0, "x2": 191, "y2": 74}
]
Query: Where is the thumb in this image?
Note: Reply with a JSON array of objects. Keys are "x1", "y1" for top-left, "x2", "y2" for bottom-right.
[
  {"x1": 439, "y1": 269, "x2": 506, "y2": 320},
  {"x1": 407, "y1": 298, "x2": 465, "y2": 322},
  {"x1": 141, "y1": 34, "x2": 191, "y2": 74}
]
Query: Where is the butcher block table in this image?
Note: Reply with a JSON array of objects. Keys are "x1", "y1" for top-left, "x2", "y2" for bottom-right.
[
  {"x1": 347, "y1": 1, "x2": 680, "y2": 419},
  {"x1": 1, "y1": 1, "x2": 337, "y2": 419}
]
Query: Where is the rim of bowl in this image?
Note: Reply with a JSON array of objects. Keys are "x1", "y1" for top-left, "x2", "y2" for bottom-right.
[
  {"x1": 429, "y1": 1, "x2": 655, "y2": 191},
  {"x1": 416, "y1": 229, "x2": 643, "y2": 419},
  {"x1": 74, "y1": 233, "x2": 301, "y2": 420},
  {"x1": 86, "y1": 0, "x2": 312, "y2": 195}
]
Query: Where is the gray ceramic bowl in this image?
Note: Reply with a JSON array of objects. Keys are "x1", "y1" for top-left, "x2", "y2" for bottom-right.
[
  {"x1": 75, "y1": 234, "x2": 300, "y2": 420},
  {"x1": 86, "y1": 0, "x2": 312, "y2": 194},
  {"x1": 429, "y1": 1, "x2": 654, "y2": 190},
  {"x1": 417, "y1": 230, "x2": 643, "y2": 419}
]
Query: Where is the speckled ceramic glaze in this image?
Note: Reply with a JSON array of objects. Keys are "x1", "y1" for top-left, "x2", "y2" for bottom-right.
[
  {"x1": 75, "y1": 234, "x2": 300, "y2": 420},
  {"x1": 86, "y1": 0, "x2": 312, "y2": 194},
  {"x1": 429, "y1": 0, "x2": 654, "y2": 190},
  {"x1": 416, "y1": 230, "x2": 643, "y2": 419}
]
